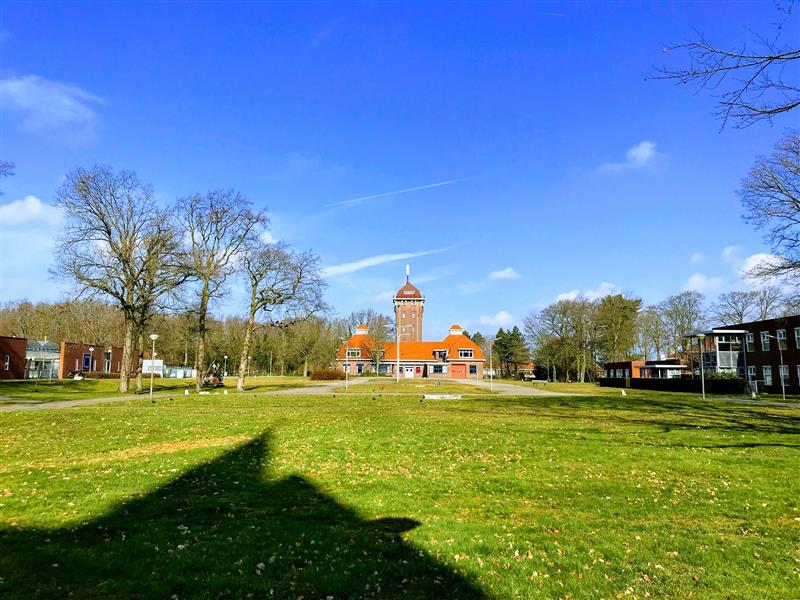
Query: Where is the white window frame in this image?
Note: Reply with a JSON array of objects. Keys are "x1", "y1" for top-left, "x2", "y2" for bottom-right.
[
  {"x1": 3, "y1": 355, "x2": 8, "y2": 371},
  {"x1": 624, "y1": 368, "x2": 630, "y2": 378},
  {"x1": 760, "y1": 331, "x2": 770, "y2": 351},
  {"x1": 745, "y1": 332, "x2": 754, "y2": 353},
  {"x1": 458, "y1": 348, "x2": 474, "y2": 358},
  {"x1": 469, "y1": 364, "x2": 478, "y2": 375},
  {"x1": 795, "y1": 328, "x2": 800, "y2": 349},
  {"x1": 747, "y1": 365, "x2": 756, "y2": 381},
  {"x1": 763, "y1": 365, "x2": 772, "y2": 386},
  {"x1": 777, "y1": 329, "x2": 787, "y2": 350},
  {"x1": 346, "y1": 348, "x2": 361, "y2": 358},
  {"x1": 779, "y1": 364, "x2": 789, "y2": 385}
]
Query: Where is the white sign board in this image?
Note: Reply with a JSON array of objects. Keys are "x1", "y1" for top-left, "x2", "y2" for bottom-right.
[{"x1": 143, "y1": 359, "x2": 164, "y2": 375}]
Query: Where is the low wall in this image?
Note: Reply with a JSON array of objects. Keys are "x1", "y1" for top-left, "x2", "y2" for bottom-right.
[{"x1": 599, "y1": 377, "x2": 745, "y2": 395}]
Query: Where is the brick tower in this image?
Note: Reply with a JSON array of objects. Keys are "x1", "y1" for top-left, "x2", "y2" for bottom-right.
[{"x1": 393, "y1": 265, "x2": 425, "y2": 342}]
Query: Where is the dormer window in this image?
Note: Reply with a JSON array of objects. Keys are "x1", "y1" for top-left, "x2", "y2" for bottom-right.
[
  {"x1": 458, "y1": 348, "x2": 473, "y2": 358},
  {"x1": 346, "y1": 348, "x2": 361, "y2": 358}
]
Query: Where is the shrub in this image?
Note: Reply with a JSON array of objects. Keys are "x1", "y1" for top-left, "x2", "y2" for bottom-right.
[{"x1": 310, "y1": 369, "x2": 345, "y2": 380}]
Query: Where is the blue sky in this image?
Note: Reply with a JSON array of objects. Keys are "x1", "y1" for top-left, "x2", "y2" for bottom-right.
[{"x1": 0, "y1": 2, "x2": 796, "y2": 338}]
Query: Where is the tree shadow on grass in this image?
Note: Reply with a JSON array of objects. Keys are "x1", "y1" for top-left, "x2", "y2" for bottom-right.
[
  {"x1": 0, "y1": 434, "x2": 487, "y2": 599},
  {"x1": 461, "y1": 395, "x2": 800, "y2": 438}
]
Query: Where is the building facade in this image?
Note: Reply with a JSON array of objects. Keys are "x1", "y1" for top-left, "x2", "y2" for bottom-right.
[
  {"x1": 394, "y1": 278, "x2": 425, "y2": 342},
  {"x1": 0, "y1": 336, "x2": 28, "y2": 379},
  {"x1": 696, "y1": 315, "x2": 800, "y2": 394},
  {"x1": 337, "y1": 274, "x2": 484, "y2": 378},
  {"x1": 58, "y1": 342, "x2": 124, "y2": 379}
]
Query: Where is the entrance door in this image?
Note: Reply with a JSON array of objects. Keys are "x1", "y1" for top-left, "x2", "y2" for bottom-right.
[
  {"x1": 451, "y1": 364, "x2": 466, "y2": 379},
  {"x1": 404, "y1": 367, "x2": 415, "y2": 378}
]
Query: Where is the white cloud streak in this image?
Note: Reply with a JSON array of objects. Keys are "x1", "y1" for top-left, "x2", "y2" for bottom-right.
[
  {"x1": 322, "y1": 244, "x2": 459, "y2": 277},
  {"x1": 1, "y1": 75, "x2": 104, "y2": 142},
  {"x1": 327, "y1": 176, "x2": 473, "y2": 208}
]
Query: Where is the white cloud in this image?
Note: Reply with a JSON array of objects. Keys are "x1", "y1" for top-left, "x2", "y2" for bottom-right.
[
  {"x1": 1, "y1": 75, "x2": 103, "y2": 142},
  {"x1": 322, "y1": 244, "x2": 459, "y2": 277},
  {"x1": 0, "y1": 195, "x2": 62, "y2": 226},
  {"x1": 260, "y1": 230, "x2": 278, "y2": 244},
  {"x1": 372, "y1": 290, "x2": 395, "y2": 301},
  {"x1": 556, "y1": 281, "x2": 620, "y2": 302},
  {"x1": 721, "y1": 245, "x2": 742, "y2": 265},
  {"x1": 479, "y1": 310, "x2": 513, "y2": 327},
  {"x1": 597, "y1": 140, "x2": 660, "y2": 173},
  {"x1": 738, "y1": 252, "x2": 786, "y2": 288},
  {"x1": 682, "y1": 273, "x2": 724, "y2": 295},
  {"x1": 689, "y1": 251, "x2": 704, "y2": 265},
  {"x1": 488, "y1": 267, "x2": 521, "y2": 280}
]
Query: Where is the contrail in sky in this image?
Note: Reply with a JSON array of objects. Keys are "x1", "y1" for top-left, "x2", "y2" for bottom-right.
[{"x1": 326, "y1": 176, "x2": 474, "y2": 208}]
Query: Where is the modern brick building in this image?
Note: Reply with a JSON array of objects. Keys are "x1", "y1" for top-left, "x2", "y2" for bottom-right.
[
  {"x1": 696, "y1": 314, "x2": 800, "y2": 394},
  {"x1": 0, "y1": 336, "x2": 124, "y2": 379},
  {"x1": 58, "y1": 342, "x2": 124, "y2": 379},
  {"x1": 337, "y1": 273, "x2": 484, "y2": 378}
]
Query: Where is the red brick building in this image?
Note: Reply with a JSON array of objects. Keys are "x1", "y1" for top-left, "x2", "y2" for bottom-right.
[
  {"x1": 0, "y1": 336, "x2": 27, "y2": 379},
  {"x1": 337, "y1": 275, "x2": 484, "y2": 378},
  {"x1": 58, "y1": 342, "x2": 124, "y2": 379},
  {"x1": 697, "y1": 315, "x2": 800, "y2": 394}
]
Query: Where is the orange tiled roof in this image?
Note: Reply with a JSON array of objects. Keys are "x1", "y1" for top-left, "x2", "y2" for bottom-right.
[{"x1": 337, "y1": 332, "x2": 484, "y2": 361}]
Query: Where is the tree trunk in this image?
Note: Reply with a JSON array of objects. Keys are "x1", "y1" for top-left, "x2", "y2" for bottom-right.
[
  {"x1": 194, "y1": 282, "x2": 210, "y2": 392},
  {"x1": 119, "y1": 317, "x2": 135, "y2": 393},
  {"x1": 237, "y1": 302, "x2": 257, "y2": 392},
  {"x1": 135, "y1": 329, "x2": 144, "y2": 393}
]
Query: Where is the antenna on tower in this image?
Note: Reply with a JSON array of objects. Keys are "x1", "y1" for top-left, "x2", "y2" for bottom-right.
[{"x1": 405, "y1": 264, "x2": 410, "y2": 283}]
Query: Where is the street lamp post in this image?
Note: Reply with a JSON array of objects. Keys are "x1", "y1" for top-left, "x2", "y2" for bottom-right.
[
  {"x1": 489, "y1": 337, "x2": 494, "y2": 392},
  {"x1": 88, "y1": 346, "x2": 94, "y2": 375},
  {"x1": 767, "y1": 334, "x2": 787, "y2": 402},
  {"x1": 149, "y1": 333, "x2": 159, "y2": 401},
  {"x1": 396, "y1": 328, "x2": 400, "y2": 383},
  {"x1": 696, "y1": 333, "x2": 706, "y2": 401},
  {"x1": 223, "y1": 355, "x2": 228, "y2": 379},
  {"x1": 340, "y1": 337, "x2": 349, "y2": 391}
]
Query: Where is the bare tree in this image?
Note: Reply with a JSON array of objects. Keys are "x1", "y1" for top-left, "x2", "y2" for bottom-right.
[
  {"x1": 755, "y1": 286, "x2": 784, "y2": 320},
  {"x1": 53, "y1": 166, "x2": 181, "y2": 393},
  {"x1": 653, "y1": 4, "x2": 800, "y2": 128},
  {"x1": 235, "y1": 242, "x2": 325, "y2": 391},
  {"x1": 739, "y1": 131, "x2": 800, "y2": 282},
  {"x1": 711, "y1": 290, "x2": 758, "y2": 324},
  {"x1": 178, "y1": 190, "x2": 267, "y2": 392},
  {"x1": 363, "y1": 314, "x2": 392, "y2": 375},
  {"x1": 659, "y1": 291, "x2": 707, "y2": 355}
]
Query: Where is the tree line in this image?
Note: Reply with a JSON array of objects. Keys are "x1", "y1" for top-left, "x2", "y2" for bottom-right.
[
  {"x1": 520, "y1": 287, "x2": 796, "y2": 383},
  {"x1": 41, "y1": 165, "x2": 327, "y2": 394}
]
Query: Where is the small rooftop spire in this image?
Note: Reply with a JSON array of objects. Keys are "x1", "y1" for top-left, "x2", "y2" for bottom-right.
[{"x1": 406, "y1": 264, "x2": 410, "y2": 283}]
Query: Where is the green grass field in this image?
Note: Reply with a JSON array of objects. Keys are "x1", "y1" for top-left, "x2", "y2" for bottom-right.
[
  {"x1": 0, "y1": 376, "x2": 314, "y2": 403},
  {"x1": 496, "y1": 379, "x2": 800, "y2": 403},
  {"x1": 1, "y1": 390, "x2": 798, "y2": 598}
]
